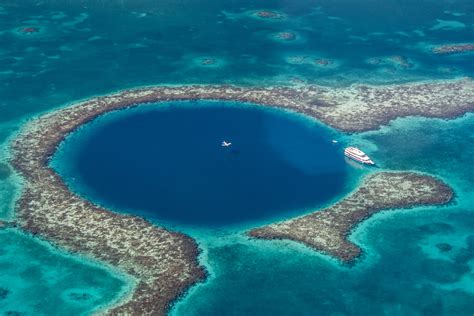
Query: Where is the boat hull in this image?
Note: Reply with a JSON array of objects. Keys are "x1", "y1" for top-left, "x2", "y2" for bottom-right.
[{"x1": 344, "y1": 147, "x2": 375, "y2": 165}]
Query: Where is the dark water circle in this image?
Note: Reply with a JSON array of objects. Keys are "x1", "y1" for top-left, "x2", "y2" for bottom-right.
[{"x1": 54, "y1": 101, "x2": 348, "y2": 226}]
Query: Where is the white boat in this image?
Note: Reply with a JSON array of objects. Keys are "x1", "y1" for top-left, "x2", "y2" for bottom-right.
[
  {"x1": 221, "y1": 141, "x2": 232, "y2": 147},
  {"x1": 344, "y1": 147, "x2": 375, "y2": 165}
]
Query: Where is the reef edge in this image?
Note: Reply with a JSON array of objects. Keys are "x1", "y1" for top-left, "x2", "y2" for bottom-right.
[
  {"x1": 9, "y1": 79, "x2": 471, "y2": 313},
  {"x1": 248, "y1": 172, "x2": 453, "y2": 263}
]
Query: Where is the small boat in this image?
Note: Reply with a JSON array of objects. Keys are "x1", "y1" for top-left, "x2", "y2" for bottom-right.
[
  {"x1": 344, "y1": 147, "x2": 375, "y2": 165},
  {"x1": 221, "y1": 141, "x2": 232, "y2": 147},
  {"x1": 332, "y1": 140, "x2": 338, "y2": 144}
]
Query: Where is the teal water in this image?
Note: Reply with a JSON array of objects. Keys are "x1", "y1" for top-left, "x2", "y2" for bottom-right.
[
  {"x1": 0, "y1": 0, "x2": 473, "y2": 314},
  {"x1": 52, "y1": 101, "x2": 349, "y2": 227},
  {"x1": 1, "y1": 0, "x2": 473, "y2": 125},
  {"x1": 171, "y1": 114, "x2": 474, "y2": 316},
  {"x1": 0, "y1": 229, "x2": 133, "y2": 315},
  {"x1": 171, "y1": 208, "x2": 474, "y2": 315}
]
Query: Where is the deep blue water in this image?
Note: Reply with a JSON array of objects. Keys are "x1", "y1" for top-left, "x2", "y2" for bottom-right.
[
  {"x1": 0, "y1": 0, "x2": 473, "y2": 314},
  {"x1": 53, "y1": 101, "x2": 348, "y2": 226}
]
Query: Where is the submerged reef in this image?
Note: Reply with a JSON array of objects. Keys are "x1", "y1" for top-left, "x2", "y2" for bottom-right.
[
  {"x1": 273, "y1": 31, "x2": 297, "y2": 41},
  {"x1": 433, "y1": 43, "x2": 474, "y2": 54},
  {"x1": 436, "y1": 243, "x2": 453, "y2": 253},
  {"x1": 367, "y1": 55, "x2": 414, "y2": 69},
  {"x1": 18, "y1": 27, "x2": 39, "y2": 34},
  {"x1": 0, "y1": 288, "x2": 10, "y2": 300},
  {"x1": 0, "y1": 221, "x2": 13, "y2": 229},
  {"x1": 314, "y1": 58, "x2": 333, "y2": 66},
  {"x1": 8, "y1": 78, "x2": 473, "y2": 312},
  {"x1": 249, "y1": 172, "x2": 453, "y2": 263},
  {"x1": 0, "y1": 162, "x2": 12, "y2": 180},
  {"x1": 200, "y1": 58, "x2": 216, "y2": 66},
  {"x1": 389, "y1": 55, "x2": 413, "y2": 68},
  {"x1": 254, "y1": 10, "x2": 285, "y2": 19}
]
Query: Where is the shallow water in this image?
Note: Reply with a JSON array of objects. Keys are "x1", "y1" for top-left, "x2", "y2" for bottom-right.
[
  {"x1": 0, "y1": 229, "x2": 132, "y2": 315},
  {"x1": 171, "y1": 114, "x2": 474, "y2": 316},
  {"x1": 171, "y1": 208, "x2": 474, "y2": 316},
  {"x1": 53, "y1": 101, "x2": 349, "y2": 227},
  {"x1": 0, "y1": 0, "x2": 473, "y2": 125},
  {"x1": 0, "y1": 0, "x2": 473, "y2": 314}
]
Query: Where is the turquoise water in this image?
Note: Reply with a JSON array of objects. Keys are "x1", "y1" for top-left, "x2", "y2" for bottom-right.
[
  {"x1": 0, "y1": 0, "x2": 473, "y2": 125},
  {"x1": 170, "y1": 114, "x2": 474, "y2": 316},
  {"x1": 0, "y1": 229, "x2": 132, "y2": 315},
  {"x1": 52, "y1": 101, "x2": 349, "y2": 227},
  {"x1": 171, "y1": 209, "x2": 474, "y2": 315},
  {"x1": 0, "y1": 0, "x2": 473, "y2": 314}
]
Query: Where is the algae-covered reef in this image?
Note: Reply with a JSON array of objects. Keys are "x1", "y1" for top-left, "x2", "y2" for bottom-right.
[{"x1": 249, "y1": 172, "x2": 453, "y2": 263}]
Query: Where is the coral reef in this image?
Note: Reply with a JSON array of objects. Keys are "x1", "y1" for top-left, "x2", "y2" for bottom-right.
[
  {"x1": 9, "y1": 78, "x2": 472, "y2": 312},
  {"x1": 249, "y1": 172, "x2": 453, "y2": 262}
]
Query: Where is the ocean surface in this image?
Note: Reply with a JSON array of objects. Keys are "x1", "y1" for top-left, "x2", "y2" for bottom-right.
[
  {"x1": 0, "y1": 0, "x2": 473, "y2": 314},
  {"x1": 0, "y1": 229, "x2": 132, "y2": 315},
  {"x1": 52, "y1": 101, "x2": 349, "y2": 227}
]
